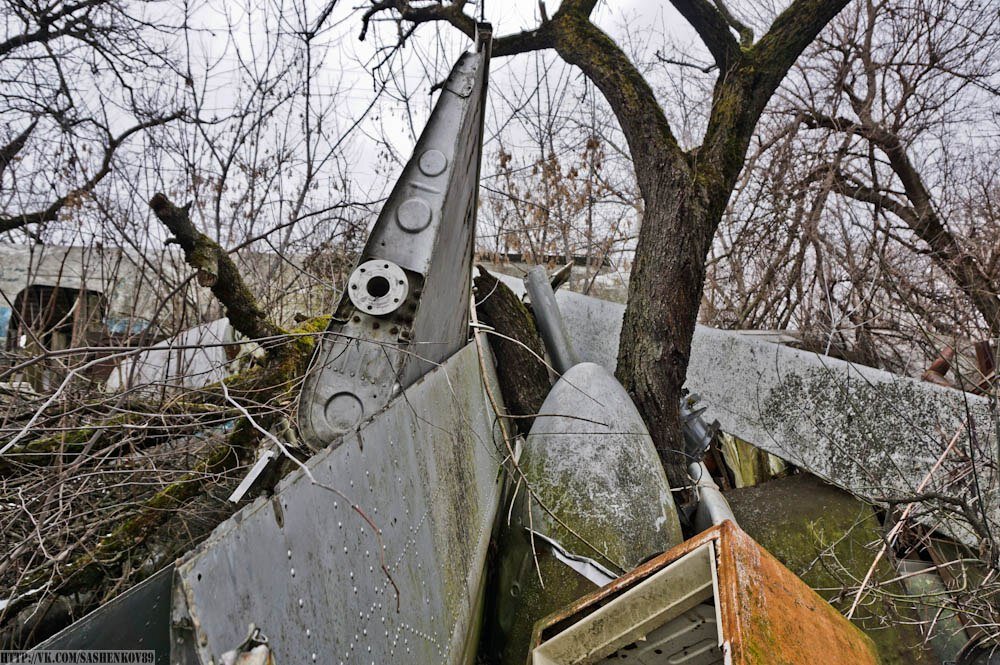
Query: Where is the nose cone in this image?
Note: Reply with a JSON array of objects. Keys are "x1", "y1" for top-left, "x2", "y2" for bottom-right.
[
  {"x1": 522, "y1": 362, "x2": 683, "y2": 562},
  {"x1": 492, "y1": 362, "x2": 682, "y2": 665}
]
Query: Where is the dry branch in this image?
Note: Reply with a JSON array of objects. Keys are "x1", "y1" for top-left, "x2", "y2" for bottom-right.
[{"x1": 149, "y1": 193, "x2": 286, "y2": 344}]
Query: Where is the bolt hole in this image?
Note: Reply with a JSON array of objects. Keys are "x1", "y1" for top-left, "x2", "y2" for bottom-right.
[{"x1": 366, "y1": 276, "x2": 391, "y2": 298}]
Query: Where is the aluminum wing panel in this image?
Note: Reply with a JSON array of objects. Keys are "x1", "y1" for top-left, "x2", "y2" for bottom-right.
[
  {"x1": 493, "y1": 276, "x2": 996, "y2": 548},
  {"x1": 173, "y1": 342, "x2": 505, "y2": 664}
]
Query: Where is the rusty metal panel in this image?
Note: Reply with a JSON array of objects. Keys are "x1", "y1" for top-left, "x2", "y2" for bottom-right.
[
  {"x1": 172, "y1": 341, "x2": 505, "y2": 664},
  {"x1": 530, "y1": 522, "x2": 879, "y2": 665}
]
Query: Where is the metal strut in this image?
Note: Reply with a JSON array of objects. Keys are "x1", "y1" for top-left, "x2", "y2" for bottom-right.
[{"x1": 299, "y1": 25, "x2": 493, "y2": 447}]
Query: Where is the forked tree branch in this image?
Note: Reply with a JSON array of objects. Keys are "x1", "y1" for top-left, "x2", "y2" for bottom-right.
[
  {"x1": 669, "y1": 0, "x2": 741, "y2": 70},
  {"x1": 802, "y1": 111, "x2": 1000, "y2": 331}
]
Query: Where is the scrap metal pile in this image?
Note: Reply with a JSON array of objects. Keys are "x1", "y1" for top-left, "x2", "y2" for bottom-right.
[{"x1": 22, "y1": 24, "x2": 999, "y2": 665}]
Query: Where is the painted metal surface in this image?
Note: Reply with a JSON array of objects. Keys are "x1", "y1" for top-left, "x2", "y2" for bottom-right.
[
  {"x1": 35, "y1": 566, "x2": 174, "y2": 664},
  {"x1": 492, "y1": 275, "x2": 996, "y2": 547},
  {"x1": 532, "y1": 541, "x2": 721, "y2": 665},
  {"x1": 688, "y1": 462, "x2": 735, "y2": 533},
  {"x1": 524, "y1": 266, "x2": 578, "y2": 373},
  {"x1": 489, "y1": 271, "x2": 682, "y2": 665},
  {"x1": 105, "y1": 318, "x2": 238, "y2": 393},
  {"x1": 530, "y1": 521, "x2": 880, "y2": 665},
  {"x1": 172, "y1": 341, "x2": 506, "y2": 664},
  {"x1": 297, "y1": 29, "x2": 491, "y2": 447},
  {"x1": 494, "y1": 361, "x2": 683, "y2": 665},
  {"x1": 528, "y1": 267, "x2": 730, "y2": 539},
  {"x1": 594, "y1": 603, "x2": 722, "y2": 665}
]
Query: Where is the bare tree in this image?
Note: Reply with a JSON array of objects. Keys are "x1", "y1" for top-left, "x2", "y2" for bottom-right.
[
  {"x1": 798, "y1": 0, "x2": 1000, "y2": 334},
  {"x1": 359, "y1": 0, "x2": 852, "y2": 487},
  {"x1": 708, "y1": 0, "x2": 1000, "y2": 360},
  {"x1": 0, "y1": 1, "x2": 183, "y2": 236}
]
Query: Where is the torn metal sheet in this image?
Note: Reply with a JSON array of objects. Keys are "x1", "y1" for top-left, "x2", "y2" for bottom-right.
[
  {"x1": 526, "y1": 530, "x2": 616, "y2": 588},
  {"x1": 493, "y1": 277, "x2": 997, "y2": 547},
  {"x1": 172, "y1": 341, "x2": 506, "y2": 664},
  {"x1": 529, "y1": 521, "x2": 880, "y2": 665},
  {"x1": 35, "y1": 566, "x2": 174, "y2": 664},
  {"x1": 298, "y1": 28, "x2": 491, "y2": 447},
  {"x1": 227, "y1": 448, "x2": 277, "y2": 504}
]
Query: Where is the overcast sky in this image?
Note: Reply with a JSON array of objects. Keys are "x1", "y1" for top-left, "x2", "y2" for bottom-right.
[{"x1": 180, "y1": 0, "x2": 703, "y2": 202}]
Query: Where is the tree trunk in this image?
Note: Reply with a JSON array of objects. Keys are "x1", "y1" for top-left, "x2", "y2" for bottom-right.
[
  {"x1": 615, "y1": 160, "x2": 734, "y2": 489},
  {"x1": 473, "y1": 267, "x2": 550, "y2": 435}
]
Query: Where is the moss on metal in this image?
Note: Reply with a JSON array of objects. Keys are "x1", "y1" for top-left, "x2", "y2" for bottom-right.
[{"x1": 727, "y1": 473, "x2": 938, "y2": 665}]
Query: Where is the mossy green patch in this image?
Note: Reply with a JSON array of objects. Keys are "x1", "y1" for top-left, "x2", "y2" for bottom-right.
[{"x1": 727, "y1": 473, "x2": 937, "y2": 665}]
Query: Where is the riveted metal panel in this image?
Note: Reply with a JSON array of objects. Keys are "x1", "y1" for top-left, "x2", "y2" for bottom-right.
[
  {"x1": 173, "y1": 342, "x2": 505, "y2": 664},
  {"x1": 298, "y1": 33, "x2": 491, "y2": 447}
]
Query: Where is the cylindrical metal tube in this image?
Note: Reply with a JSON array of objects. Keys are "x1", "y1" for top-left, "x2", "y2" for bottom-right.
[
  {"x1": 688, "y1": 461, "x2": 736, "y2": 532},
  {"x1": 524, "y1": 266, "x2": 579, "y2": 374}
]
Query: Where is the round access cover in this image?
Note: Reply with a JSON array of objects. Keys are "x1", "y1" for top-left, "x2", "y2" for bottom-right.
[{"x1": 347, "y1": 259, "x2": 409, "y2": 316}]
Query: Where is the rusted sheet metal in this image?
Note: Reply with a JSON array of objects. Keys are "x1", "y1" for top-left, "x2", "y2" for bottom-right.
[
  {"x1": 530, "y1": 521, "x2": 879, "y2": 665},
  {"x1": 716, "y1": 523, "x2": 878, "y2": 664}
]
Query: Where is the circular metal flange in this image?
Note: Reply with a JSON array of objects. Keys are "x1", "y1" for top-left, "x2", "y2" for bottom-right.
[
  {"x1": 323, "y1": 391, "x2": 364, "y2": 434},
  {"x1": 348, "y1": 259, "x2": 409, "y2": 316}
]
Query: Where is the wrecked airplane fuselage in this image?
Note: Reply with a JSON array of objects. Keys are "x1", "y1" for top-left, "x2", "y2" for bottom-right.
[
  {"x1": 39, "y1": 27, "x2": 500, "y2": 665},
  {"x1": 488, "y1": 268, "x2": 683, "y2": 665},
  {"x1": 27, "y1": 14, "x2": 993, "y2": 664}
]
